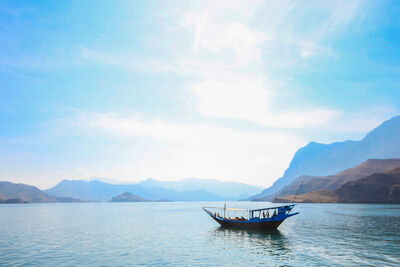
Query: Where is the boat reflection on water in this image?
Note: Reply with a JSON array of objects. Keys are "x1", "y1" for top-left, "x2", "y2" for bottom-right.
[{"x1": 210, "y1": 227, "x2": 291, "y2": 258}]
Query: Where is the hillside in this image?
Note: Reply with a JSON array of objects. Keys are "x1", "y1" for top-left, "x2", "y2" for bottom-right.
[
  {"x1": 45, "y1": 180, "x2": 227, "y2": 201},
  {"x1": 0, "y1": 181, "x2": 80, "y2": 203},
  {"x1": 273, "y1": 167, "x2": 400, "y2": 203},
  {"x1": 251, "y1": 115, "x2": 400, "y2": 200},
  {"x1": 267, "y1": 159, "x2": 400, "y2": 200},
  {"x1": 0, "y1": 194, "x2": 28, "y2": 203},
  {"x1": 0, "y1": 181, "x2": 57, "y2": 203},
  {"x1": 335, "y1": 167, "x2": 400, "y2": 203},
  {"x1": 110, "y1": 192, "x2": 150, "y2": 202},
  {"x1": 273, "y1": 190, "x2": 339, "y2": 203}
]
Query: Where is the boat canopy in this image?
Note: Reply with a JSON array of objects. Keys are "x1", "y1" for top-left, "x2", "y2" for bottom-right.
[
  {"x1": 249, "y1": 204, "x2": 295, "y2": 212},
  {"x1": 202, "y1": 207, "x2": 249, "y2": 211},
  {"x1": 202, "y1": 204, "x2": 295, "y2": 213}
]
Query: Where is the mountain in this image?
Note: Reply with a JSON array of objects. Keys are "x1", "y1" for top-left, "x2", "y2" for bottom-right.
[
  {"x1": 87, "y1": 177, "x2": 129, "y2": 184},
  {"x1": 0, "y1": 181, "x2": 81, "y2": 203},
  {"x1": 45, "y1": 179, "x2": 227, "y2": 201},
  {"x1": 335, "y1": 167, "x2": 400, "y2": 203},
  {"x1": 273, "y1": 190, "x2": 339, "y2": 203},
  {"x1": 138, "y1": 178, "x2": 263, "y2": 200},
  {"x1": 0, "y1": 181, "x2": 57, "y2": 203},
  {"x1": 268, "y1": 159, "x2": 400, "y2": 200},
  {"x1": 251, "y1": 115, "x2": 400, "y2": 200},
  {"x1": 273, "y1": 167, "x2": 400, "y2": 203},
  {"x1": 0, "y1": 194, "x2": 28, "y2": 203},
  {"x1": 110, "y1": 192, "x2": 150, "y2": 202}
]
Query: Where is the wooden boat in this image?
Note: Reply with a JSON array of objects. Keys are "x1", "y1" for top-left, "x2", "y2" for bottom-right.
[{"x1": 203, "y1": 204, "x2": 298, "y2": 230}]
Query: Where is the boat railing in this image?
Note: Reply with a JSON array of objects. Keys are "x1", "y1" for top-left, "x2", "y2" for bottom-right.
[{"x1": 202, "y1": 207, "x2": 250, "y2": 220}]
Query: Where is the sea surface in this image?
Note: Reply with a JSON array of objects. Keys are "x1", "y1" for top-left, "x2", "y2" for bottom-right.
[{"x1": 0, "y1": 202, "x2": 399, "y2": 266}]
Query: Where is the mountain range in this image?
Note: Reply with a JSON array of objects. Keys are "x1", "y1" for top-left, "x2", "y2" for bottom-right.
[
  {"x1": 45, "y1": 180, "x2": 224, "y2": 201},
  {"x1": 250, "y1": 115, "x2": 400, "y2": 201},
  {"x1": 44, "y1": 178, "x2": 263, "y2": 202},
  {"x1": 0, "y1": 177, "x2": 263, "y2": 203}
]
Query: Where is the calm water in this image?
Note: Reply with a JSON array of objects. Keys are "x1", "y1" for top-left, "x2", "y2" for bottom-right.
[{"x1": 0, "y1": 202, "x2": 399, "y2": 266}]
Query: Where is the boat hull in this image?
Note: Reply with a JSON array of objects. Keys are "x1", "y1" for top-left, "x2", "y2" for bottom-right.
[{"x1": 212, "y1": 216, "x2": 284, "y2": 230}]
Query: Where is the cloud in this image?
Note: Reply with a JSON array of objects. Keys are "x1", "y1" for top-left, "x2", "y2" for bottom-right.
[
  {"x1": 175, "y1": 1, "x2": 361, "y2": 128},
  {"x1": 67, "y1": 111, "x2": 304, "y2": 186},
  {"x1": 188, "y1": 71, "x2": 339, "y2": 128},
  {"x1": 76, "y1": 112, "x2": 301, "y2": 147},
  {"x1": 0, "y1": 0, "x2": 393, "y2": 190},
  {"x1": 182, "y1": 10, "x2": 266, "y2": 66},
  {"x1": 75, "y1": 1, "x2": 371, "y2": 131},
  {"x1": 78, "y1": 47, "x2": 342, "y2": 129}
]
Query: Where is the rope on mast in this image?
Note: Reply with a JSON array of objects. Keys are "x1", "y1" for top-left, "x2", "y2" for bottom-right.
[{"x1": 292, "y1": 180, "x2": 304, "y2": 203}]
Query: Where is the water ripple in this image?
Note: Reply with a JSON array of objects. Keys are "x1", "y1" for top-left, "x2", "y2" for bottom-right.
[{"x1": 0, "y1": 202, "x2": 399, "y2": 266}]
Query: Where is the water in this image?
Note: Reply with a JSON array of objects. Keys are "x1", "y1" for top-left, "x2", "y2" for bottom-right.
[{"x1": 0, "y1": 202, "x2": 399, "y2": 266}]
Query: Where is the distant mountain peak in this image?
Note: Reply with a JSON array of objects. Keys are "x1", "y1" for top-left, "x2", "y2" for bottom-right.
[
  {"x1": 87, "y1": 177, "x2": 128, "y2": 184},
  {"x1": 250, "y1": 115, "x2": 400, "y2": 200},
  {"x1": 307, "y1": 141, "x2": 321, "y2": 146}
]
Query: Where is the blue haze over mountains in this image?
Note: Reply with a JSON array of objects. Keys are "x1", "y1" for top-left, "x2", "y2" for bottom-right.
[
  {"x1": 137, "y1": 178, "x2": 262, "y2": 200},
  {"x1": 251, "y1": 116, "x2": 400, "y2": 200},
  {"x1": 45, "y1": 178, "x2": 263, "y2": 202}
]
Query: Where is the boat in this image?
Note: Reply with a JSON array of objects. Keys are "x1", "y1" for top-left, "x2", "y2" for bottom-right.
[{"x1": 202, "y1": 204, "x2": 298, "y2": 230}]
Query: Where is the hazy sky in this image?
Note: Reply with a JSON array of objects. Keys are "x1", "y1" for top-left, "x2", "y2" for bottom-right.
[{"x1": 1, "y1": 0, "x2": 400, "y2": 189}]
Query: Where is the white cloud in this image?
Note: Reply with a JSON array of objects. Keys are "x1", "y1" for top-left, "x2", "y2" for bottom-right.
[
  {"x1": 190, "y1": 75, "x2": 271, "y2": 122},
  {"x1": 188, "y1": 72, "x2": 339, "y2": 128},
  {"x1": 183, "y1": 12, "x2": 266, "y2": 66},
  {"x1": 180, "y1": 0, "x2": 266, "y2": 66},
  {"x1": 77, "y1": 112, "x2": 301, "y2": 147},
  {"x1": 174, "y1": 1, "x2": 353, "y2": 128},
  {"x1": 78, "y1": 50, "x2": 340, "y2": 130},
  {"x1": 0, "y1": 0, "x2": 389, "y2": 190},
  {"x1": 76, "y1": 1, "x2": 370, "y2": 132},
  {"x1": 70, "y1": 111, "x2": 304, "y2": 186}
]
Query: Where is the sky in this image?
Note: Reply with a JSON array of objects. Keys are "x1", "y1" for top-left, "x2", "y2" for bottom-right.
[{"x1": 0, "y1": 0, "x2": 400, "y2": 189}]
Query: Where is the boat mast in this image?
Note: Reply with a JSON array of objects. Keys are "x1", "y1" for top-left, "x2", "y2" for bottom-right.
[
  {"x1": 224, "y1": 202, "x2": 226, "y2": 218},
  {"x1": 292, "y1": 180, "x2": 304, "y2": 203}
]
